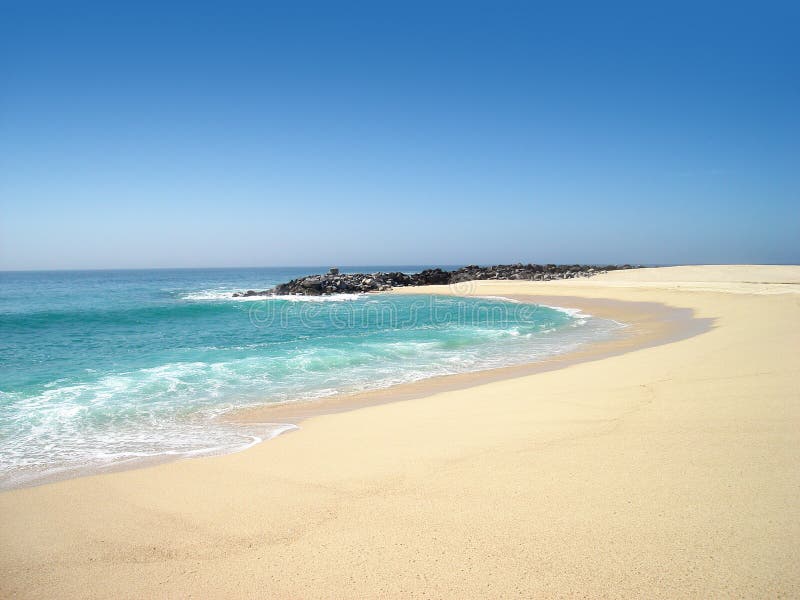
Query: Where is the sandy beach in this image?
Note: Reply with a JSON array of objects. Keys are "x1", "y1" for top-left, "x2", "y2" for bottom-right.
[{"x1": 1, "y1": 265, "x2": 798, "y2": 598}]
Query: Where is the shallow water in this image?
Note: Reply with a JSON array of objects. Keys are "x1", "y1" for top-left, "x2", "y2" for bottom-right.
[{"x1": 0, "y1": 267, "x2": 622, "y2": 488}]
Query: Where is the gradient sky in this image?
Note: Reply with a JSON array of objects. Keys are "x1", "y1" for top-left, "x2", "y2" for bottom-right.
[{"x1": 1, "y1": 1, "x2": 798, "y2": 270}]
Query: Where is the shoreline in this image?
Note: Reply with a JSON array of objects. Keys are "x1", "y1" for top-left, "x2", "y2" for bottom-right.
[
  {"x1": 4, "y1": 293, "x2": 704, "y2": 492},
  {"x1": 2, "y1": 266, "x2": 798, "y2": 598},
  {"x1": 230, "y1": 293, "x2": 710, "y2": 425}
]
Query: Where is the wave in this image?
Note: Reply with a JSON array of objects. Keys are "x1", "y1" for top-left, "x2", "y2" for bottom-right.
[
  {"x1": 181, "y1": 290, "x2": 365, "y2": 302},
  {"x1": 1, "y1": 292, "x2": 624, "y2": 490},
  {"x1": 181, "y1": 290, "x2": 274, "y2": 302},
  {"x1": 478, "y1": 295, "x2": 523, "y2": 303},
  {"x1": 0, "y1": 421, "x2": 298, "y2": 490},
  {"x1": 540, "y1": 304, "x2": 592, "y2": 325}
]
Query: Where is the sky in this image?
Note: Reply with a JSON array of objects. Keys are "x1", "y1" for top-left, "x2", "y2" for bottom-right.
[{"x1": 0, "y1": 1, "x2": 798, "y2": 270}]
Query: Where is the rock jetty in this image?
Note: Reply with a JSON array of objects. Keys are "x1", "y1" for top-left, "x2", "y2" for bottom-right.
[{"x1": 233, "y1": 264, "x2": 638, "y2": 297}]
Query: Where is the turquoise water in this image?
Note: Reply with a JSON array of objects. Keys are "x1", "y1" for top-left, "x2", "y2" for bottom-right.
[{"x1": 0, "y1": 267, "x2": 621, "y2": 488}]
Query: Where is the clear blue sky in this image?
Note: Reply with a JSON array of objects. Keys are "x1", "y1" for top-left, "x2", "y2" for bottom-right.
[{"x1": 1, "y1": 1, "x2": 798, "y2": 270}]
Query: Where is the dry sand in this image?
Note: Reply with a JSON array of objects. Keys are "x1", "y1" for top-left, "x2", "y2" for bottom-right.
[{"x1": 1, "y1": 265, "x2": 799, "y2": 598}]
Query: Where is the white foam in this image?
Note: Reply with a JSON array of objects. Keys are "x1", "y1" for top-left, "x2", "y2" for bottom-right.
[
  {"x1": 541, "y1": 304, "x2": 593, "y2": 320},
  {"x1": 478, "y1": 295, "x2": 523, "y2": 303},
  {"x1": 0, "y1": 422, "x2": 299, "y2": 491},
  {"x1": 181, "y1": 290, "x2": 262, "y2": 301},
  {"x1": 269, "y1": 293, "x2": 365, "y2": 302},
  {"x1": 476, "y1": 296, "x2": 591, "y2": 322},
  {"x1": 182, "y1": 290, "x2": 364, "y2": 302}
]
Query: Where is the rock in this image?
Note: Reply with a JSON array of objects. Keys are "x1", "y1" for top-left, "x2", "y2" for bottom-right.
[
  {"x1": 232, "y1": 264, "x2": 642, "y2": 297},
  {"x1": 300, "y1": 277, "x2": 322, "y2": 289}
]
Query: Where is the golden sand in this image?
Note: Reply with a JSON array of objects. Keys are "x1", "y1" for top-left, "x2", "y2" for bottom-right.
[{"x1": 1, "y1": 266, "x2": 798, "y2": 598}]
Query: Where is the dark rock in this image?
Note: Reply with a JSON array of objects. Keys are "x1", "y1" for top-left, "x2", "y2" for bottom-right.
[{"x1": 233, "y1": 264, "x2": 643, "y2": 297}]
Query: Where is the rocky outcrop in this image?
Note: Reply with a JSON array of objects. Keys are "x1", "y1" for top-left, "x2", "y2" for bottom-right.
[{"x1": 233, "y1": 264, "x2": 639, "y2": 297}]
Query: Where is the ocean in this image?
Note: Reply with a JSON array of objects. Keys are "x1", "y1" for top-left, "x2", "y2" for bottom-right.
[{"x1": 0, "y1": 267, "x2": 622, "y2": 488}]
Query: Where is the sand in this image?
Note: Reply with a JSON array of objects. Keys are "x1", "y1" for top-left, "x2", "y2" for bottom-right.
[{"x1": 1, "y1": 265, "x2": 798, "y2": 598}]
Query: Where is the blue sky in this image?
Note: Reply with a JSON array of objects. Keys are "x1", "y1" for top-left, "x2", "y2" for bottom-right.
[{"x1": 1, "y1": 1, "x2": 798, "y2": 269}]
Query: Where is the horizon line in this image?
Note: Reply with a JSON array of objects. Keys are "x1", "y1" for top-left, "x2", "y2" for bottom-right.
[{"x1": 4, "y1": 262, "x2": 797, "y2": 274}]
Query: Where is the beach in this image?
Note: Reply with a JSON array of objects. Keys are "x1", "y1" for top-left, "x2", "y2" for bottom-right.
[{"x1": 1, "y1": 265, "x2": 798, "y2": 597}]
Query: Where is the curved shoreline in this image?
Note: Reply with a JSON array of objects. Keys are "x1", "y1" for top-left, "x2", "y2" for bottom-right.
[
  {"x1": 3, "y1": 293, "x2": 709, "y2": 492},
  {"x1": 230, "y1": 293, "x2": 711, "y2": 425}
]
